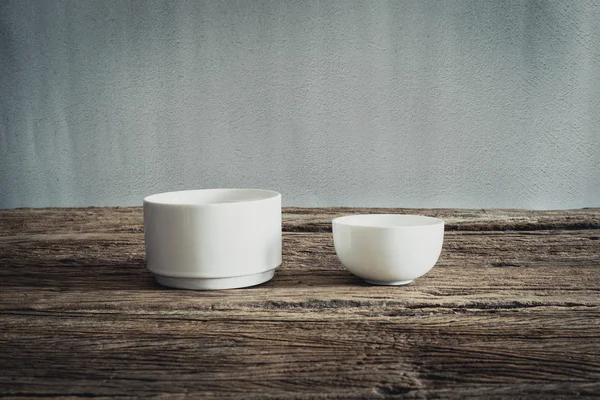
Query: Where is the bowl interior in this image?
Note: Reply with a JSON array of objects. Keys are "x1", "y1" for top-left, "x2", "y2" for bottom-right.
[
  {"x1": 144, "y1": 189, "x2": 279, "y2": 206},
  {"x1": 333, "y1": 214, "x2": 443, "y2": 229}
]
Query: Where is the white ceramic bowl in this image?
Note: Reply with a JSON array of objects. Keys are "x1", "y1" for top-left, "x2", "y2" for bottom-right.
[
  {"x1": 332, "y1": 214, "x2": 444, "y2": 285},
  {"x1": 144, "y1": 189, "x2": 281, "y2": 290}
]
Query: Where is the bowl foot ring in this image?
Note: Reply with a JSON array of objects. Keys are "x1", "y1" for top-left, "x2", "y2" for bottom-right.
[
  {"x1": 364, "y1": 279, "x2": 414, "y2": 286},
  {"x1": 154, "y1": 269, "x2": 275, "y2": 290}
]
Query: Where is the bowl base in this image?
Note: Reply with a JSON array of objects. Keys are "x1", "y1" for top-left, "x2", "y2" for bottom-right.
[
  {"x1": 364, "y1": 279, "x2": 414, "y2": 286},
  {"x1": 154, "y1": 269, "x2": 275, "y2": 290}
]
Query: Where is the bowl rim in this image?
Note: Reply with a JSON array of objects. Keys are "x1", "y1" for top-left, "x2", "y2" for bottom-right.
[
  {"x1": 332, "y1": 213, "x2": 444, "y2": 229},
  {"x1": 144, "y1": 188, "x2": 280, "y2": 207}
]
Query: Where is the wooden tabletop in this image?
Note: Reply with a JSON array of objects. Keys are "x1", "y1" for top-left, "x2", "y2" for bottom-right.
[{"x1": 1, "y1": 207, "x2": 599, "y2": 398}]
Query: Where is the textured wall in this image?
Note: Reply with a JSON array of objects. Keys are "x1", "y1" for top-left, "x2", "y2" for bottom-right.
[{"x1": 1, "y1": 0, "x2": 599, "y2": 209}]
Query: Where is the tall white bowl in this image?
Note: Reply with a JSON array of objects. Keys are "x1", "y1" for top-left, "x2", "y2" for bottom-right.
[
  {"x1": 332, "y1": 214, "x2": 444, "y2": 285},
  {"x1": 144, "y1": 189, "x2": 282, "y2": 290}
]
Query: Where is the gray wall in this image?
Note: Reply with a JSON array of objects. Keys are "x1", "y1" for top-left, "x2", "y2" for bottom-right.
[{"x1": 1, "y1": 0, "x2": 599, "y2": 209}]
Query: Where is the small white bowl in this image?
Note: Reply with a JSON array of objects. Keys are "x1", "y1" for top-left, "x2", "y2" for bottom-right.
[
  {"x1": 144, "y1": 189, "x2": 281, "y2": 290},
  {"x1": 332, "y1": 214, "x2": 444, "y2": 285}
]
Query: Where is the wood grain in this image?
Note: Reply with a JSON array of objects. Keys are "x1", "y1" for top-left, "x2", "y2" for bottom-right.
[{"x1": 1, "y1": 207, "x2": 599, "y2": 398}]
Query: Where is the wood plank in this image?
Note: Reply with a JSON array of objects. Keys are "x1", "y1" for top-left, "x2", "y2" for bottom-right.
[
  {"x1": 1, "y1": 310, "x2": 599, "y2": 398},
  {"x1": 1, "y1": 207, "x2": 599, "y2": 237},
  {"x1": 1, "y1": 230, "x2": 599, "y2": 293},
  {"x1": 283, "y1": 207, "x2": 600, "y2": 232}
]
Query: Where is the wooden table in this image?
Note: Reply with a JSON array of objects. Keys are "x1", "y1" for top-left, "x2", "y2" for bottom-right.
[{"x1": 1, "y1": 207, "x2": 599, "y2": 398}]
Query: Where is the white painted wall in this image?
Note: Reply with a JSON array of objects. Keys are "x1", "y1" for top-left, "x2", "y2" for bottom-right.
[{"x1": 1, "y1": 0, "x2": 599, "y2": 209}]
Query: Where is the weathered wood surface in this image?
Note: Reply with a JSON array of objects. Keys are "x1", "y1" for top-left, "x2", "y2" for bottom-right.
[{"x1": 1, "y1": 207, "x2": 599, "y2": 399}]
